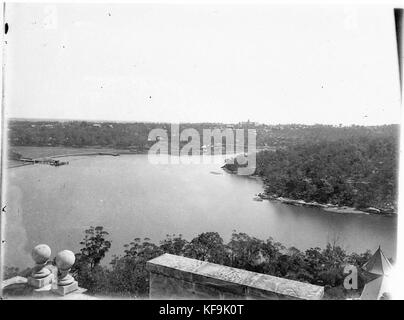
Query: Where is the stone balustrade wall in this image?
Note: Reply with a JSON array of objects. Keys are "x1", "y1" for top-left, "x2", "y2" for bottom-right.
[{"x1": 146, "y1": 253, "x2": 324, "y2": 300}]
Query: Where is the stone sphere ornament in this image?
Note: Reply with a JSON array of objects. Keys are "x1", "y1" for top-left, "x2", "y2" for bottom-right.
[
  {"x1": 56, "y1": 250, "x2": 77, "y2": 288},
  {"x1": 31, "y1": 244, "x2": 51, "y2": 265},
  {"x1": 28, "y1": 244, "x2": 53, "y2": 288},
  {"x1": 55, "y1": 250, "x2": 76, "y2": 270}
]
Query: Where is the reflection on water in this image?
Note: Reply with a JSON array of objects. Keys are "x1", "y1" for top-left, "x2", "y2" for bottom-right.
[{"x1": 4, "y1": 154, "x2": 397, "y2": 269}]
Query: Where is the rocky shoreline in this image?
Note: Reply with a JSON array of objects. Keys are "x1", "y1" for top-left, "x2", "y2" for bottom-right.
[
  {"x1": 253, "y1": 192, "x2": 395, "y2": 216},
  {"x1": 222, "y1": 161, "x2": 396, "y2": 217}
]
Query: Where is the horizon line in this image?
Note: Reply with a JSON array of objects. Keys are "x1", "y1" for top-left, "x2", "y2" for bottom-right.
[{"x1": 6, "y1": 117, "x2": 400, "y2": 127}]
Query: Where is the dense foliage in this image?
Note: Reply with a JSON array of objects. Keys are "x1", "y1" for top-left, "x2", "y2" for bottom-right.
[
  {"x1": 70, "y1": 227, "x2": 374, "y2": 299},
  {"x1": 254, "y1": 135, "x2": 398, "y2": 211},
  {"x1": 8, "y1": 120, "x2": 398, "y2": 150}
]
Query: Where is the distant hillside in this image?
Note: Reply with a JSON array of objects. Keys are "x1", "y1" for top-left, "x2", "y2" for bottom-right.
[{"x1": 7, "y1": 119, "x2": 399, "y2": 150}]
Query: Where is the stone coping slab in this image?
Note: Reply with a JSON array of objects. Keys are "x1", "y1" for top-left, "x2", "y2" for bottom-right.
[{"x1": 147, "y1": 254, "x2": 324, "y2": 300}]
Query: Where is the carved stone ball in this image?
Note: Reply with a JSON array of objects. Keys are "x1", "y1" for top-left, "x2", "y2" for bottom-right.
[
  {"x1": 55, "y1": 250, "x2": 76, "y2": 270},
  {"x1": 31, "y1": 244, "x2": 51, "y2": 264},
  {"x1": 235, "y1": 154, "x2": 248, "y2": 165}
]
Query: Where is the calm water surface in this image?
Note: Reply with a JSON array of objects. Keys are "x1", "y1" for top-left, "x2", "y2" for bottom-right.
[{"x1": 3, "y1": 154, "x2": 397, "y2": 269}]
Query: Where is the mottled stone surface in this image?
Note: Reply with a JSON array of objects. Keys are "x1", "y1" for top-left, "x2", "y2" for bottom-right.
[
  {"x1": 27, "y1": 273, "x2": 54, "y2": 289},
  {"x1": 147, "y1": 254, "x2": 324, "y2": 300},
  {"x1": 52, "y1": 281, "x2": 79, "y2": 296},
  {"x1": 2, "y1": 277, "x2": 91, "y2": 300}
]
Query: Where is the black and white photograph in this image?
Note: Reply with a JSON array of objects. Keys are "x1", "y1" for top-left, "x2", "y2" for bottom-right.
[{"x1": 0, "y1": 1, "x2": 403, "y2": 305}]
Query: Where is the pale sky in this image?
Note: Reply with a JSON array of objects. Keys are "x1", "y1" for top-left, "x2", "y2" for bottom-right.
[{"x1": 4, "y1": 4, "x2": 402, "y2": 125}]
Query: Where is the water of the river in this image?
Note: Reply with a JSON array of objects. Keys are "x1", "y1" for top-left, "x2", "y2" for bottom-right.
[{"x1": 3, "y1": 154, "x2": 397, "y2": 269}]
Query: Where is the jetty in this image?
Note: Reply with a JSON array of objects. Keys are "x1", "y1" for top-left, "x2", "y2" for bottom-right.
[
  {"x1": 18, "y1": 157, "x2": 69, "y2": 167},
  {"x1": 45, "y1": 152, "x2": 120, "y2": 158},
  {"x1": 13, "y1": 151, "x2": 121, "y2": 168}
]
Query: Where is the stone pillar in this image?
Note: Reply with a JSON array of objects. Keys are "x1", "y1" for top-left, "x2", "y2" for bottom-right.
[
  {"x1": 52, "y1": 250, "x2": 79, "y2": 296},
  {"x1": 27, "y1": 244, "x2": 54, "y2": 289}
]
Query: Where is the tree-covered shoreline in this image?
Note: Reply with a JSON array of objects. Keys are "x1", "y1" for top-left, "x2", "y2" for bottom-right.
[{"x1": 224, "y1": 130, "x2": 398, "y2": 214}]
